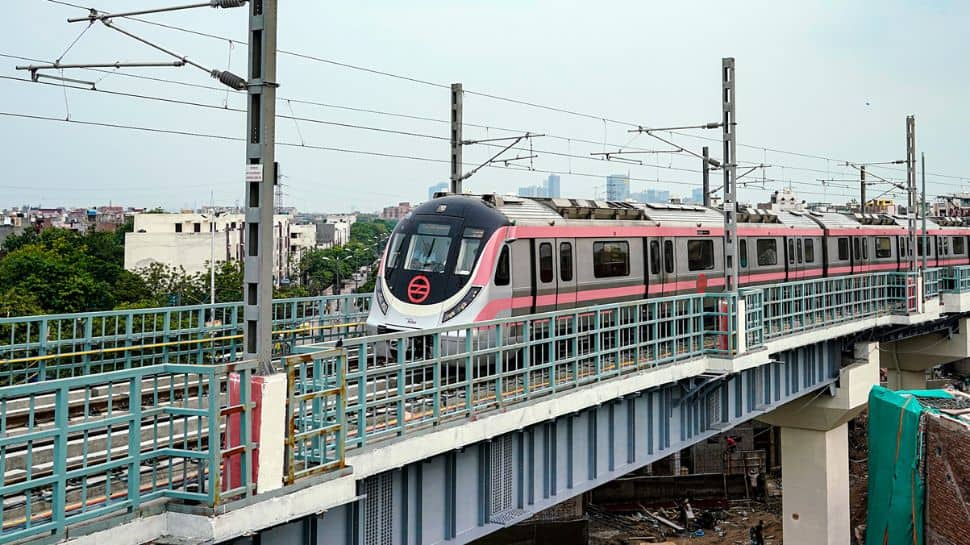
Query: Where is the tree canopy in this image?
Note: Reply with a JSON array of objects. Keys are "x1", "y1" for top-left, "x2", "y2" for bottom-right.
[{"x1": 0, "y1": 217, "x2": 392, "y2": 317}]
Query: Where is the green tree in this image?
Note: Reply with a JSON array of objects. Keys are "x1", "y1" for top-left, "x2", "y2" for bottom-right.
[{"x1": 0, "y1": 286, "x2": 44, "y2": 317}]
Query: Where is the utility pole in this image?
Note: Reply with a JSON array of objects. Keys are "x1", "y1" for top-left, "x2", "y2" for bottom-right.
[
  {"x1": 210, "y1": 190, "x2": 216, "y2": 306},
  {"x1": 921, "y1": 152, "x2": 927, "y2": 272},
  {"x1": 702, "y1": 146, "x2": 711, "y2": 207},
  {"x1": 450, "y1": 83, "x2": 463, "y2": 194},
  {"x1": 906, "y1": 115, "x2": 917, "y2": 271},
  {"x1": 721, "y1": 58, "x2": 738, "y2": 294},
  {"x1": 860, "y1": 165, "x2": 866, "y2": 214},
  {"x1": 244, "y1": 0, "x2": 278, "y2": 376}
]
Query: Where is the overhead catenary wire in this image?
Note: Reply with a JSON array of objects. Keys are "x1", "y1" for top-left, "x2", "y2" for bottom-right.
[
  {"x1": 5, "y1": 47, "x2": 968, "y2": 194},
  {"x1": 0, "y1": 76, "x2": 956, "y2": 203},
  {"x1": 40, "y1": 3, "x2": 970, "y2": 184}
]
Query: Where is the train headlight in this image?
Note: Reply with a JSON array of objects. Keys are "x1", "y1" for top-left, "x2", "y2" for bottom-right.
[
  {"x1": 375, "y1": 277, "x2": 389, "y2": 314},
  {"x1": 442, "y1": 287, "x2": 482, "y2": 323}
]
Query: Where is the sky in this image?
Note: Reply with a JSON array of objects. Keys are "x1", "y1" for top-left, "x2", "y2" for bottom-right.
[{"x1": 1, "y1": 1, "x2": 968, "y2": 213}]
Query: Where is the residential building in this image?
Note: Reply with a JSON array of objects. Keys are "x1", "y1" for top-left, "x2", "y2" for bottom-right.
[
  {"x1": 934, "y1": 193, "x2": 970, "y2": 217},
  {"x1": 381, "y1": 202, "x2": 411, "y2": 220},
  {"x1": 315, "y1": 222, "x2": 351, "y2": 249},
  {"x1": 758, "y1": 187, "x2": 805, "y2": 212},
  {"x1": 606, "y1": 174, "x2": 629, "y2": 201},
  {"x1": 428, "y1": 181, "x2": 449, "y2": 200},
  {"x1": 325, "y1": 214, "x2": 357, "y2": 227},
  {"x1": 123, "y1": 212, "x2": 315, "y2": 285}
]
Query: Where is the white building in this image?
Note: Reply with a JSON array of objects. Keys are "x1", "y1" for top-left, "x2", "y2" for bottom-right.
[
  {"x1": 124, "y1": 212, "x2": 316, "y2": 284},
  {"x1": 325, "y1": 214, "x2": 357, "y2": 227}
]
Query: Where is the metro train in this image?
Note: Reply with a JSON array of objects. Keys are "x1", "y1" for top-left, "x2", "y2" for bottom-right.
[{"x1": 366, "y1": 193, "x2": 970, "y2": 334}]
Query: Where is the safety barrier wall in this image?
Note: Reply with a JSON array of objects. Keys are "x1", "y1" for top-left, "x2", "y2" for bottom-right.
[
  {"x1": 0, "y1": 294, "x2": 370, "y2": 387},
  {"x1": 0, "y1": 361, "x2": 256, "y2": 545},
  {"x1": 941, "y1": 265, "x2": 970, "y2": 294}
]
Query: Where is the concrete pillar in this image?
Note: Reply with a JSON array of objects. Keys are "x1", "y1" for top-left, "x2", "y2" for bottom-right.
[
  {"x1": 757, "y1": 342, "x2": 878, "y2": 545},
  {"x1": 884, "y1": 368, "x2": 927, "y2": 391},
  {"x1": 779, "y1": 424, "x2": 850, "y2": 545}
]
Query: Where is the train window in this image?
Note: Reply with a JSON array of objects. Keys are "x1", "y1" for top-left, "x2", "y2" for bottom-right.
[
  {"x1": 917, "y1": 237, "x2": 926, "y2": 257},
  {"x1": 899, "y1": 236, "x2": 909, "y2": 257},
  {"x1": 804, "y1": 239, "x2": 815, "y2": 263},
  {"x1": 757, "y1": 239, "x2": 777, "y2": 266},
  {"x1": 560, "y1": 242, "x2": 573, "y2": 281},
  {"x1": 838, "y1": 238, "x2": 849, "y2": 260},
  {"x1": 853, "y1": 238, "x2": 861, "y2": 260},
  {"x1": 539, "y1": 243, "x2": 553, "y2": 283},
  {"x1": 405, "y1": 223, "x2": 452, "y2": 273},
  {"x1": 739, "y1": 240, "x2": 748, "y2": 268},
  {"x1": 875, "y1": 237, "x2": 892, "y2": 259},
  {"x1": 862, "y1": 238, "x2": 868, "y2": 259},
  {"x1": 687, "y1": 240, "x2": 715, "y2": 271},
  {"x1": 664, "y1": 240, "x2": 674, "y2": 274},
  {"x1": 650, "y1": 240, "x2": 660, "y2": 274},
  {"x1": 494, "y1": 245, "x2": 510, "y2": 286},
  {"x1": 796, "y1": 239, "x2": 803, "y2": 264},
  {"x1": 788, "y1": 239, "x2": 795, "y2": 264},
  {"x1": 455, "y1": 237, "x2": 482, "y2": 276},
  {"x1": 938, "y1": 237, "x2": 949, "y2": 256},
  {"x1": 594, "y1": 241, "x2": 630, "y2": 278},
  {"x1": 954, "y1": 237, "x2": 966, "y2": 255},
  {"x1": 387, "y1": 233, "x2": 405, "y2": 269}
]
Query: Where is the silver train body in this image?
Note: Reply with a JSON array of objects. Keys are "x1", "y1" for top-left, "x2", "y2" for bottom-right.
[{"x1": 367, "y1": 193, "x2": 970, "y2": 335}]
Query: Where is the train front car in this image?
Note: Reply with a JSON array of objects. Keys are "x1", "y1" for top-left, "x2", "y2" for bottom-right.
[{"x1": 367, "y1": 195, "x2": 510, "y2": 334}]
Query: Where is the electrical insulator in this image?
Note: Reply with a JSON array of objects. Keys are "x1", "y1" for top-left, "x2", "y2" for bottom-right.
[
  {"x1": 211, "y1": 0, "x2": 248, "y2": 8},
  {"x1": 212, "y1": 70, "x2": 247, "y2": 90}
]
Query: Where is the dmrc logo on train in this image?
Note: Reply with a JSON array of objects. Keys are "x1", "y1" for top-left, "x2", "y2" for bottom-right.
[{"x1": 407, "y1": 275, "x2": 431, "y2": 303}]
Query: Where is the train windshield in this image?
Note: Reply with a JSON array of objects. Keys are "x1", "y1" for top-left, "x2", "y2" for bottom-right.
[
  {"x1": 386, "y1": 233, "x2": 405, "y2": 269},
  {"x1": 455, "y1": 228, "x2": 484, "y2": 275},
  {"x1": 405, "y1": 223, "x2": 452, "y2": 273}
]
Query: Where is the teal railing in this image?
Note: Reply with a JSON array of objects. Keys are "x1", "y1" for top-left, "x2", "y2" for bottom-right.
[
  {"x1": 942, "y1": 265, "x2": 970, "y2": 294},
  {"x1": 923, "y1": 267, "x2": 942, "y2": 299},
  {"x1": 300, "y1": 292, "x2": 739, "y2": 451},
  {"x1": 285, "y1": 349, "x2": 346, "y2": 484},
  {"x1": 0, "y1": 360, "x2": 256, "y2": 545},
  {"x1": 0, "y1": 294, "x2": 371, "y2": 387},
  {"x1": 759, "y1": 272, "x2": 917, "y2": 340}
]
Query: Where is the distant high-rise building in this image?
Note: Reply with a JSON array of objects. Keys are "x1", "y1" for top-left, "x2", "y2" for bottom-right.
[
  {"x1": 692, "y1": 187, "x2": 706, "y2": 205},
  {"x1": 518, "y1": 185, "x2": 544, "y2": 198},
  {"x1": 428, "y1": 181, "x2": 449, "y2": 201},
  {"x1": 629, "y1": 189, "x2": 669, "y2": 204},
  {"x1": 606, "y1": 174, "x2": 629, "y2": 201},
  {"x1": 545, "y1": 174, "x2": 561, "y2": 199}
]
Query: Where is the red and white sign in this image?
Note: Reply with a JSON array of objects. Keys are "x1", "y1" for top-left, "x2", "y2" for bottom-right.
[{"x1": 407, "y1": 275, "x2": 431, "y2": 303}]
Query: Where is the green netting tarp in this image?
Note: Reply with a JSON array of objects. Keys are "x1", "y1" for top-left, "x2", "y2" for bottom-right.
[
  {"x1": 894, "y1": 389, "x2": 954, "y2": 400},
  {"x1": 866, "y1": 386, "x2": 926, "y2": 545}
]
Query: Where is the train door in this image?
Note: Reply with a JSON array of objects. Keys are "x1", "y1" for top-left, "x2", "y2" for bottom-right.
[
  {"x1": 557, "y1": 239, "x2": 576, "y2": 310},
  {"x1": 657, "y1": 237, "x2": 677, "y2": 296},
  {"x1": 533, "y1": 238, "x2": 558, "y2": 313},
  {"x1": 785, "y1": 237, "x2": 797, "y2": 281},
  {"x1": 645, "y1": 238, "x2": 663, "y2": 297}
]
